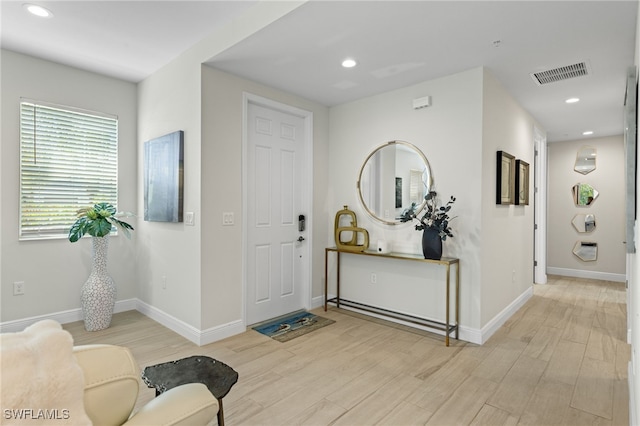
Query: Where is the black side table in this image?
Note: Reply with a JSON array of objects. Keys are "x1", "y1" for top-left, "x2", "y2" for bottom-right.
[{"x1": 142, "y1": 356, "x2": 238, "y2": 426}]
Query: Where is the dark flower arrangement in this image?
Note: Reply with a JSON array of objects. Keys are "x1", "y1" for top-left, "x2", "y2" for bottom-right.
[{"x1": 399, "y1": 191, "x2": 456, "y2": 240}]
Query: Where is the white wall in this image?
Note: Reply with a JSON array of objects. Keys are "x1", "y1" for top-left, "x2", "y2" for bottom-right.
[
  {"x1": 136, "y1": 1, "x2": 305, "y2": 331},
  {"x1": 0, "y1": 50, "x2": 138, "y2": 322},
  {"x1": 547, "y1": 136, "x2": 626, "y2": 281},
  {"x1": 480, "y1": 71, "x2": 537, "y2": 327},
  {"x1": 200, "y1": 66, "x2": 330, "y2": 329},
  {"x1": 328, "y1": 68, "x2": 484, "y2": 330},
  {"x1": 327, "y1": 67, "x2": 537, "y2": 339},
  {"x1": 136, "y1": 47, "x2": 204, "y2": 328}
]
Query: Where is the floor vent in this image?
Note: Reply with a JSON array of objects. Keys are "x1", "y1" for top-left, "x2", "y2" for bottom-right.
[{"x1": 530, "y1": 62, "x2": 590, "y2": 85}]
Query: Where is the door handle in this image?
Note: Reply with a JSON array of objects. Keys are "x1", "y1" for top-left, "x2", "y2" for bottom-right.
[{"x1": 297, "y1": 236, "x2": 305, "y2": 242}]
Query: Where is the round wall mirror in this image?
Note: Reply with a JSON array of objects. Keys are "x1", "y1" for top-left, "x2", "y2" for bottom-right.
[
  {"x1": 357, "y1": 140, "x2": 432, "y2": 225},
  {"x1": 574, "y1": 146, "x2": 597, "y2": 175},
  {"x1": 572, "y1": 214, "x2": 596, "y2": 233},
  {"x1": 572, "y1": 183, "x2": 599, "y2": 206}
]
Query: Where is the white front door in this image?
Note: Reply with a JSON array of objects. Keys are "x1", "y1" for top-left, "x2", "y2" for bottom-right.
[{"x1": 245, "y1": 98, "x2": 309, "y2": 325}]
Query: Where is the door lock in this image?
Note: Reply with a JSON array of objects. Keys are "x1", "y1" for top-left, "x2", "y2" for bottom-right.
[{"x1": 297, "y1": 236, "x2": 305, "y2": 242}]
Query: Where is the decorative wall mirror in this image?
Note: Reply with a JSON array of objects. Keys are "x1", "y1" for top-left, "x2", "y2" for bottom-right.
[
  {"x1": 357, "y1": 140, "x2": 432, "y2": 225},
  {"x1": 573, "y1": 241, "x2": 598, "y2": 261},
  {"x1": 572, "y1": 183, "x2": 599, "y2": 206},
  {"x1": 572, "y1": 214, "x2": 596, "y2": 233},
  {"x1": 574, "y1": 146, "x2": 597, "y2": 175}
]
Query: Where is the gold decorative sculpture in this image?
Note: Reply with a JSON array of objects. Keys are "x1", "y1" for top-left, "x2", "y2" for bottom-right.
[{"x1": 334, "y1": 205, "x2": 369, "y2": 252}]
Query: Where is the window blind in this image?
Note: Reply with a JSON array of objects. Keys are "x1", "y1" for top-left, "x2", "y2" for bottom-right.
[{"x1": 20, "y1": 101, "x2": 118, "y2": 239}]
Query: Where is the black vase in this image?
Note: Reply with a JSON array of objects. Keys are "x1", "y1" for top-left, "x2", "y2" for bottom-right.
[{"x1": 422, "y1": 228, "x2": 443, "y2": 260}]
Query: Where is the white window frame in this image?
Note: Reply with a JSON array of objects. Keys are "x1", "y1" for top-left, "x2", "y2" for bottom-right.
[{"x1": 19, "y1": 99, "x2": 118, "y2": 240}]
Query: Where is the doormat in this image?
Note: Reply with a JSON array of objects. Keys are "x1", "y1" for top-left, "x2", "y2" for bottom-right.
[{"x1": 252, "y1": 311, "x2": 335, "y2": 343}]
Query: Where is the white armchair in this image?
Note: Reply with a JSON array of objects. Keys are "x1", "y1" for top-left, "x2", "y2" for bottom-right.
[
  {"x1": 74, "y1": 344, "x2": 218, "y2": 426},
  {"x1": 0, "y1": 320, "x2": 218, "y2": 426}
]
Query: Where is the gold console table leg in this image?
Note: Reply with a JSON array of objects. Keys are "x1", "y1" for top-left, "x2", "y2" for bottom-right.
[
  {"x1": 445, "y1": 264, "x2": 450, "y2": 346},
  {"x1": 324, "y1": 248, "x2": 329, "y2": 312}
]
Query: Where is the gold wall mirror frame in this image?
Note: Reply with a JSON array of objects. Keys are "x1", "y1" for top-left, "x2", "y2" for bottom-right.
[
  {"x1": 572, "y1": 183, "x2": 599, "y2": 207},
  {"x1": 573, "y1": 241, "x2": 598, "y2": 261},
  {"x1": 572, "y1": 214, "x2": 596, "y2": 233},
  {"x1": 574, "y1": 146, "x2": 597, "y2": 175},
  {"x1": 357, "y1": 140, "x2": 432, "y2": 225}
]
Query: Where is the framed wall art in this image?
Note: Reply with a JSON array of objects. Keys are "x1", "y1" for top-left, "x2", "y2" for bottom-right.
[
  {"x1": 395, "y1": 177, "x2": 402, "y2": 208},
  {"x1": 144, "y1": 130, "x2": 184, "y2": 222},
  {"x1": 496, "y1": 150, "x2": 515, "y2": 205},
  {"x1": 515, "y1": 159, "x2": 529, "y2": 205}
]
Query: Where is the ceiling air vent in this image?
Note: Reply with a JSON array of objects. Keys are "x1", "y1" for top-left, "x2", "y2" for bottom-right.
[{"x1": 530, "y1": 62, "x2": 590, "y2": 86}]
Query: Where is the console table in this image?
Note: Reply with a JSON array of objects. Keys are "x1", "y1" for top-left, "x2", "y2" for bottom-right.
[{"x1": 324, "y1": 247, "x2": 460, "y2": 346}]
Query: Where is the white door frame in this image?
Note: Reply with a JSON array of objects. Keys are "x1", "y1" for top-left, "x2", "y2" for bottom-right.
[
  {"x1": 534, "y1": 125, "x2": 548, "y2": 284},
  {"x1": 241, "y1": 92, "x2": 314, "y2": 326}
]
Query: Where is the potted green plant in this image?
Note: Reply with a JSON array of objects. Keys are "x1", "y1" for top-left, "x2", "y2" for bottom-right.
[
  {"x1": 400, "y1": 191, "x2": 456, "y2": 260},
  {"x1": 68, "y1": 203, "x2": 134, "y2": 331},
  {"x1": 68, "y1": 202, "x2": 134, "y2": 242}
]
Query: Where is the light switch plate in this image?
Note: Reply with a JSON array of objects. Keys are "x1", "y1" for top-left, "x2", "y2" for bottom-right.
[{"x1": 185, "y1": 212, "x2": 195, "y2": 226}]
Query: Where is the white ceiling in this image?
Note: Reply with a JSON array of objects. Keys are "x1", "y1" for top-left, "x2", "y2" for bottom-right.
[{"x1": 2, "y1": 1, "x2": 638, "y2": 142}]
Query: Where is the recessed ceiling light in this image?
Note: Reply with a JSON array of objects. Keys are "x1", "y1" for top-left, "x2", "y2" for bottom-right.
[
  {"x1": 23, "y1": 3, "x2": 53, "y2": 18},
  {"x1": 583, "y1": 131, "x2": 594, "y2": 135},
  {"x1": 341, "y1": 58, "x2": 357, "y2": 68},
  {"x1": 565, "y1": 98, "x2": 580, "y2": 104}
]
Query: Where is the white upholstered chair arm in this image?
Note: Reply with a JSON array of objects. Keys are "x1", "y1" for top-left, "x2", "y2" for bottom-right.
[
  {"x1": 73, "y1": 344, "x2": 218, "y2": 426},
  {"x1": 124, "y1": 383, "x2": 218, "y2": 426},
  {"x1": 73, "y1": 344, "x2": 139, "y2": 426}
]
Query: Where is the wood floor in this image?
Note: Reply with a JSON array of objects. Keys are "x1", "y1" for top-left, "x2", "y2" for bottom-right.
[{"x1": 64, "y1": 275, "x2": 630, "y2": 425}]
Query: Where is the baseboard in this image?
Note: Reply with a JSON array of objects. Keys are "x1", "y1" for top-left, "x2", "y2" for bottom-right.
[
  {"x1": 0, "y1": 299, "x2": 137, "y2": 333},
  {"x1": 133, "y1": 300, "x2": 245, "y2": 346},
  {"x1": 479, "y1": 286, "x2": 534, "y2": 345},
  {"x1": 458, "y1": 325, "x2": 482, "y2": 345},
  {"x1": 310, "y1": 295, "x2": 325, "y2": 310},
  {"x1": 199, "y1": 320, "x2": 246, "y2": 346},
  {"x1": 1, "y1": 288, "x2": 533, "y2": 347},
  {"x1": 546, "y1": 267, "x2": 626, "y2": 282},
  {"x1": 0, "y1": 299, "x2": 245, "y2": 346}
]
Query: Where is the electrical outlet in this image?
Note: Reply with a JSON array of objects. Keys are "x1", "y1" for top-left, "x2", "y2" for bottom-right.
[
  {"x1": 14, "y1": 281, "x2": 25, "y2": 295},
  {"x1": 222, "y1": 212, "x2": 235, "y2": 226},
  {"x1": 162, "y1": 276, "x2": 167, "y2": 290},
  {"x1": 370, "y1": 273, "x2": 377, "y2": 284}
]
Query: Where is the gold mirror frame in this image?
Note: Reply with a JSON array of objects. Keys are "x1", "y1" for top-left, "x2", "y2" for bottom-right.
[
  {"x1": 574, "y1": 146, "x2": 597, "y2": 175},
  {"x1": 573, "y1": 241, "x2": 598, "y2": 261},
  {"x1": 572, "y1": 183, "x2": 599, "y2": 207},
  {"x1": 356, "y1": 140, "x2": 433, "y2": 225},
  {"x1": 572, "y1": 214, "x2": 596, "y2": 233}
]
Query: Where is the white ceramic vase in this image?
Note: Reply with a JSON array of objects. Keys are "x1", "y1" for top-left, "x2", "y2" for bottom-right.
[{"x1": 81, "y1": 236, "x2": 116, "y2": 331}]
